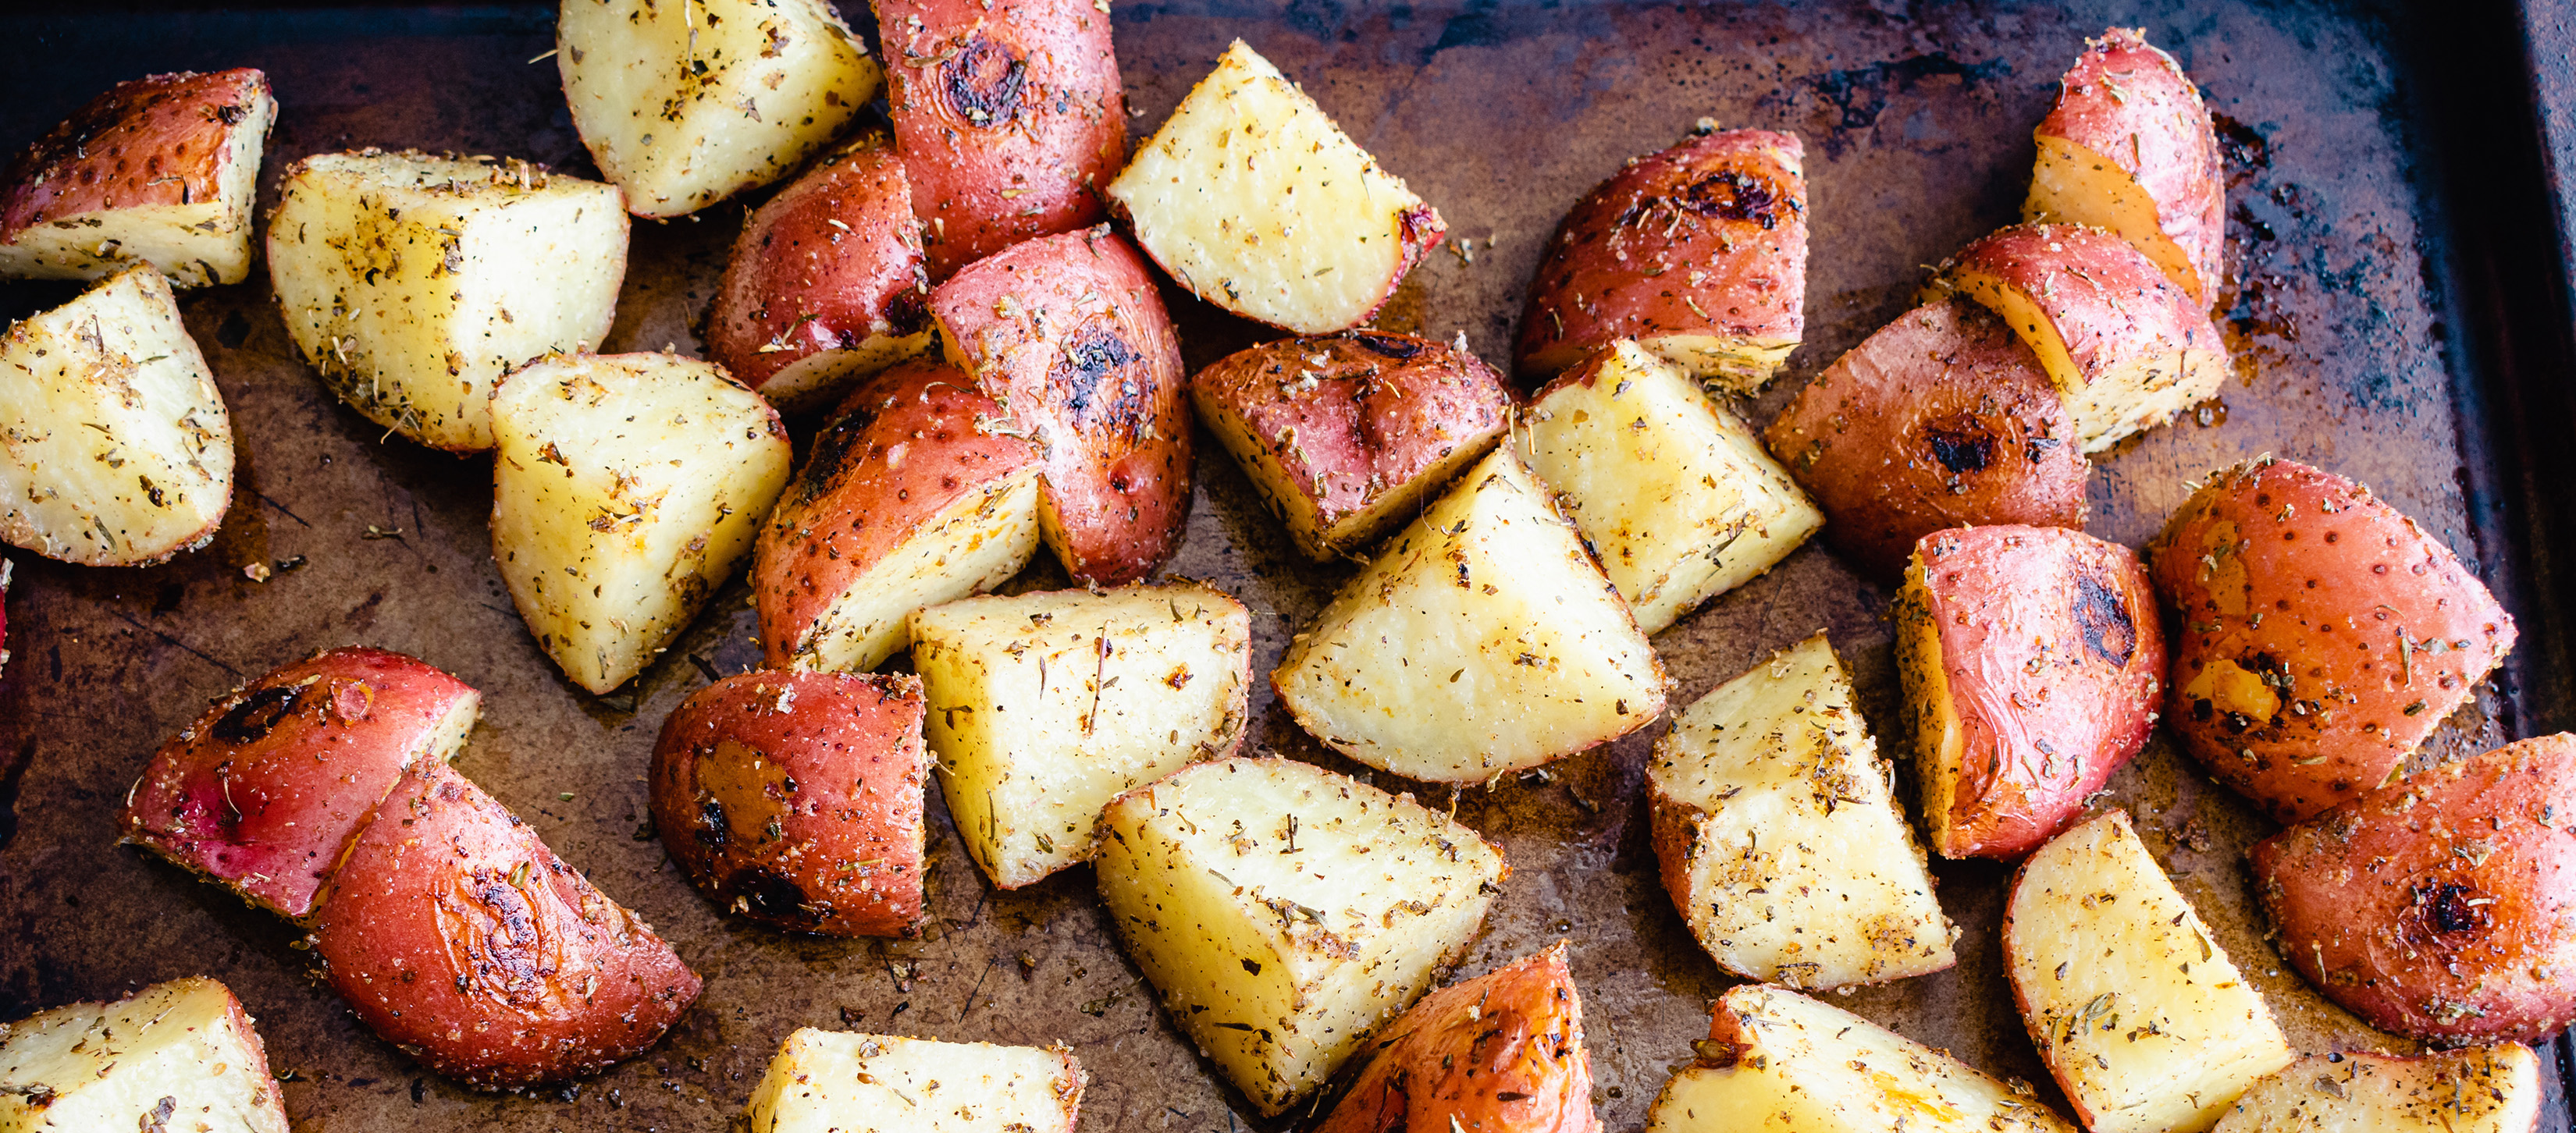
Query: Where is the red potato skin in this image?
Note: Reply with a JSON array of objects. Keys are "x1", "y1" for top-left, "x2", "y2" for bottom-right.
[
  {"x1": 877, "y1": 0, "x2": 1125, "y2": 282},
  {"x1": 311, "y1": 762, "x2": 701, "y2": 1089},
  {"x1": 650, "y1": 671, "x2": 930, "y2": 938},
  {"x1": 2147, "y1": 459, "x2": 2517, "y2": 823},
  {"x1": 930, "y1": 227, "x2": 1190, "y2": 584},
  {"x1": 1516, "y1": 128, "x2": 1806, "y2": 378},
  {"x1": 120, "y1": 646, "x2": 480, "y2": 920},
  {"x1": 2254, "y1": 733, "x2": 2576, "y2": 1042},
  {"x1": 1944, "y1": 223, "x2": 2220, "y2": 386},
  {"x1": 1765, "y1": 300, "x2": 2087, "y2": 581},
  {"x1": 0, "y1": 68, "x2": 269, "y2": 243},
  {"x1": 1315, "y1": 943, "x2": 1599, "y2": 1133},
  {"x1": 2035, "y1": 29, "x2": 2223, "y2": 304}
]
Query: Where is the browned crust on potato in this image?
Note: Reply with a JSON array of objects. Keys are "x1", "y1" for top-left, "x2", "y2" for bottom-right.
[
  {"x1": 704, "y1": 132, "x2": 931, "y2": 400},
  {"x1": 1314, "y1": 943, "x2": 1599, "y2": 1133},
  {"x1": 2035, "y1": 28, "x2": 2223, "y2": 303},
  {"x1": 0, "y1": 68, "x2": 270, "y2": 243}
]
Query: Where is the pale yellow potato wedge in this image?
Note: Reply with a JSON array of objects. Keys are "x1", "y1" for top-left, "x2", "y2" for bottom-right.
[
  {"x1": 0, "y1": 976, "x2": 290, "y2": 1133},
  {"x1": 742, "y1": 1028, "x2": 1082, "y2": 1133},
  {"x1": 2213, "y1": 1046, "x2": 2540, "y2": 1133}
]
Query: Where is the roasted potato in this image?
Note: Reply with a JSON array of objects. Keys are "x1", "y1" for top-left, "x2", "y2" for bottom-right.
[
  {"x1": 744, "y1": 1029, "x2": 1083, "y2": 1133},
  {"x1": 121, "y1": 646, "x2": 481, "y2": 920},
  {"x1": 557, "y1": 0, "x2": 878, "y2": 218},
  {"x1": 931, "y1": 226, "x2": 1190, "y2": 584},
  {"x1": 0, "y1": 559, "x2": 11, "y2": 677},
  {"x1": 1094, "y1": 757, "x2": 1506, "y2": 1116},
  {"x1": 0, "y1": 265, "x2": 233, "y2": 566},
  {"x1": 1106, "y1": 41, "x2": 1445, "y2": 335},
  {"x1": 2025, "y1": 29, "x2": 2224, "y2": 306},
  {"x1": 1764, "y1": 299, "x2": 2087, "y2": 581},
  {"x1": 1650, "y1": 632, "x2": 1955, "y2": 989},
  {"x1": 754, "y1": 359, "x2": 1044, "y2": 673},
  {"x1": 1190, "y1": 330, "x2": 1511, "y2": 562},
  {"x1": 1315, "y1": 943, "x2": 1598, "y2": 1133},
  {"x1": 1517, "y1": 126, "x2": 1807, "y2": 389},
  {"x1": 2147, "y1": 457, "x2": 2516, "y2": 822},
  {"x1": 0, "y1": 69, "x2": 275, "y2": 287},
  {"x1": 267, "y1": 150, "x2": 627, "y2": 451},
  {"x1": 2004, "y1": 810, "x2": 2293, "y2": 1133},
  {"x1": 1272, "y1": 446, "x2": 1667, "y2": 783},
  {"x1": 2214, "y1": 1045, "x2": 2540, "y2": 1133},
  {"x1": 1898, "y1": 525, "x2": 2165, "y2": 861},
  {"x1": 652, "y1": 671, "x2": 929, "y2": 937},
  {"x1": 876, "y1": 0, "x2": 1125, "y2": 280},
  {"x1": 1517, "y1": 339, "x2": 1823, "y2": 634},
  {"x1": 911, "y1": 582, "x2": 1251, "y2": 889},
  {"x1": 310, "y1": 761, "x2": 701, "y2": 1089},
  {"x1": 0, "y1": 977, "x2": 291, "y2": 1133}
]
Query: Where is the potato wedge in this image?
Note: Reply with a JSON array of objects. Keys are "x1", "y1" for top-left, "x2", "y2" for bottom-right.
[
  {"x1": 1094, "y1": 757, "x2": 1506, "y2": 1115},
  {"x1": 0, "y1": 69, "x2": 275, "y2": 287},
  {"x1": 1517, "y1": 126, "x2": 1807, "y2": 389},
  {"x1": 2004, "y1": 810, "x2": 2293, "y2": 1133},
  {"x1": 2025, "y1": 29, "x2": 2225, "y2": 306},
  {"x1": 0, "y1": 977, "x2": 290, "y2": 1133},
  {"x1": 0, "y1": 265, "x2": 233, "y2": 566},
  {"x1": 2147, "y1": 457, "x2": 2516, "y2": 822},
  {"x1": 1106, "y1": 41, "x2": 1445, "y2": 334},
  {"x1": 912, "y1": 582, "x2": 1251, "y2": 889},
  {"x1": 1315, "y1": 943, "x2": 1598, "y2": 1133},
  {"x1": 267, "y1": 151, "x2": 626, "y2": 451},
  {"x1": 1517, "y1": 339, "x2": 1822, "y2": 634},
  {"x1": 744, "y1": 1029, "x2": 1083, "y2": 1133},
  {"x1": 2214, "y1": 1046, "x2": 2540, "y2": 1133},
  {"x1": 557, "y1": 0, "x2": 878, "y2": 218},
  {"x1": 1272, "y1": 446, "x2": 1667, "y2": 783}
]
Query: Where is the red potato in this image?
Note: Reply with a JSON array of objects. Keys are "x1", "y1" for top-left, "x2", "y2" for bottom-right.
[
  {"x1": 0, "y1": 68, "x2": 276, "y2": 287},
  {"x1": 651, "y1": 671, "x2": 929, "y2": 937},
  {"x1": 877, "y1": 0, "x2": 1125, "y2": 281},
  {"x1": 1315, "y1": 943, "x2": 1599, "y2": 1133},
  {"x1": 931, "y1": 227, "x2": 1191, "y2": 584},
  {"x1": 1764, "y1": 300, "x2": 2087, "y2": 581},
  {"x1": 120, "y1": 646, "x2": 481, "y2": 920},
  {"x1": 1517, "y1": 126, "x2": 1807, "y2": 389},
  {"x1": 310, "y1": 761, "x2": 701, "y2": 1089},
  {"x1": 2147, "y1": 458, "x2": 2516, "y2": 822},
  {"x1": 2025, "y1": 29, "x2": 2225, "y2": 306}
]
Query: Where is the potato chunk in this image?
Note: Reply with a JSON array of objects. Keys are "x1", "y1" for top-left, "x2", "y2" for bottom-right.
[
  {"x1": 913, "y1": 582, "x2": 1251, "y2": 889},
  {"x1": 1107, "y1": 41, "x2": 1444, "y2": 334},
  {"x1": 0, "y1": 266, "x2": 232, "y2": 566},
  {"x1": 490, "y1": 353, "x2": 791, "y2": 694},
  {"x1": 744, "y1": 1029, "x2": 1083, "y2": 1133},
  {"x1": 0, "y1": 977, "x2": 290, "y2": 1133},
  {"x1": 1517, "y1": 340, "x2": 1821, "y2": 634},
  {"x1": 0, "y1": 69, "x2": 275, "y2": 287},
  {"x1": 1273, "y1": 446, "x2": 1666, "y2": 783},
  {"x1": 1316, "y1": 943, "x2": 1598, "y2": 1133},
  {"x1": 267, "y1": 151, "x2": 626, "y2": 451},
  {"x1": 2004, "y1": 810, "x2": 2293, "y2": 1133},
  {"x1": 2025, "y1": 29, "x2": 2224, "y2": 305},
  {"x1": 1094, "y1": 757, "x2": 1506, "y2": 1115},
  {"x1": 2213, "y1": 1046, "x2": 2540, "y2": 1133}
]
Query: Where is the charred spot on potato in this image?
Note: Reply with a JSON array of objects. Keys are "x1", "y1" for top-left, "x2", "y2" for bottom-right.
[
  {"x1": 794, "y1": 414, "x2": 870, "y2": 505},
  {"x1": 727, "y1": 867, "x2": 823, "y2": 928},
  {"x1": 1347, "y1": 332, "x2": 1425, "y2": 360},
  {"x1": 2072, "y1": 572, "x2": 2138, "y2": 667},
  {"x1": 212, "y1": 685, "x2": 304, "y2": 744},
  {"x1": 1921, "y1": 417, "x2": 1995, "y2": 475},
  {"x1": 461, "y1": 865, "x2": 550, "y2": 1003},
  {"x1": 942, "y1": 35, "x2": 1027, "y2": 129},
  {"x1": 884, "y1": 288, "x2": 932, "y2": 336},
  {"x1": 696, "y1": 797, "x2": 730, "y2": 851},
  {"x1": 2410, "y1": 880, "x2": 2495, "y2": 941},
  {"x1": 1051, "y1": 327, "x2": 1142, "y2": 433},
  {"x1": 1651, "y1": 167, "x2": 1783, "y2": 229}
]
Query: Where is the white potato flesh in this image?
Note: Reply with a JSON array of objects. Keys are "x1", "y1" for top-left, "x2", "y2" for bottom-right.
[
  {"x1": 1107, "y1": 41, "x2": 1440, "y2": 334},
  {"x1": 1094, "y1": 757, "x2": 1505, "y2": 1116},
  {"x1": 2213, "y1": 1046, "x2": 2539, "y2": 1133},
  {"x1": 2005, "y1": 810, "x2": 2293, "y2": 1133},
  {"x1": 913, "y1": 582, "x2": 1253, "y2": 889},
  {"x1": 743, "y1": 1028, "x2": 1081, "y2": 1133},
  {"x1": 1944, "y1": 263, "x2": 2222, "y2": 455},
  {"x1": 267, "y1": 151, "x2": 626, "y2": 451},
  {"x1": 558, "y1": 0, "x2": 879, "y2": 218},
  {"x1": 0, "y1": 86, "x2": 276, "y2": 288},
  {"x1": 1650, "y1": 632, "x2": 1954, "y2": 989},
  {"x1": 786, "y1": 473, "x2": 1044, "y2": 674},
  {"x1": 1273, "y1": 446, "x2": 1666, "y2": 783},
  {"x1": 0, "y1": 267, "x2": 231, "y2": 566},
  {"x1": 0, "y1": 976, "x2": 290, "y2": 1133},
  {"x1": 492, "y1": 353, "x2": 791, "y2": 694},
  {"x1": 1517, "y1": 340, "x2": 1823, "y2": 634}
]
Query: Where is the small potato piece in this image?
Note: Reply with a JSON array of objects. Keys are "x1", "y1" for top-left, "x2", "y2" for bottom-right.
[
  {"x1": 0, "y1": 266, "x2": 232, "y2": 566},
  {"x1": 2148, "y1": 458, "x2": 2515, "y2": 822},
  {"x1": 558, "y1": 0, "x2": 878, "y2": 218},
  {"x1": 2004, "y1": 810, "x2": 2293, "y2": 1133},
  {"x1": 1764, "y1": 300, "x2": 2087, "y2": 581},
  {"x1": 311, "y1": 762, "x2": 702, "y2": 1089},
  {"x1": 754, "y1": 360, "x2": 1044, "y2": 673},
  {"x1": 1517, "y1": 126, "x2": 1807, "y2": 389},
  {"x1": 1107, "y1": 41, "x2": 1445, "y2": 334},
  {"x1": 1273, "y1": 446, "x2": 1667, "y2": 783},
  {"x1": 1517, "y1": 340, "x2": 1822, "y2": 634},
  {"x1": 744, "y1": 1029, "x2": 1083, "y2": 1133},
  {"x1": 652, "y1": 671, "x2": 929, "y2": 937},
  {"x1": 1898, "y1": 526, "x2": 2165, "y2": 861},
  {"x1": 2254, "y1": 733, "x2": 2576, "y2": 1043},
  {"x1": 1316, "y1": 943, "x2": 1599, "y2": 1133},
  {"x1": 1647, "y1": 984, "x2": 2077, "y2": 1133},
  {"x1": 0, "y1": 977, "x2": 290, "y2": 1133},
  {"x1": 121, "y1": 646, "x2": 480, "y2": 920},
  {"x1": 2214, "y1": 1046, "x2": 2541, "y2": 1133},
  {"x1": 0, "y1": 69, "x2": 275, "y2": 287},
  {"x1": 1190, "y1": 330, "x2": 1511, "y2": 561},
  {"x1": 1649, "y1": 632, "x2": 1954, "y2": 989},
  {"x1": 1094, "y1": 757, "x2": 1506, "y2": 1116},
  {"x1": 267, "y1": 151, "x2": 627, "y2": 451},
  {"x1": 2025, "y1": 29, "x2": 2225, "y2": 305},
  {"x1": 912, "y1": 583, "x2": 1251, "y2": 889}
]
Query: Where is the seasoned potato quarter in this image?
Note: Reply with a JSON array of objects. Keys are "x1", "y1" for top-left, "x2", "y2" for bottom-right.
[
  {"x1": 744, "y1": 1029, "x2": 1083, "y2": 1133},
  {"x1": 0, "y1": 69, "x2": 275, "y2": 287},
  {"x1": 1316, "y1": 943, "x2": 1599, "y2": 1133},
  {"x1": 2025, "y1": 29, "x2": 2225, "y2": 305},
  {"x1": 2215, "y1": 1046, "x2": 2541, "y2": 1133},
  {"x1": 0, "y1": 977, "x2": 291, "y2": 1133}
]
